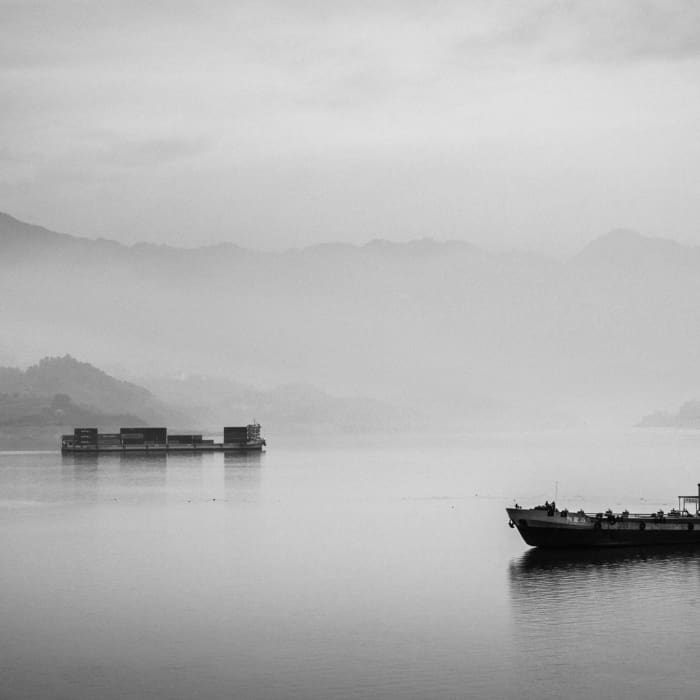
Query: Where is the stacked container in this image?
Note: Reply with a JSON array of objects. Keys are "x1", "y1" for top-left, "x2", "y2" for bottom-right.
[
  {"x1": 97, "y1": 433, "x2": 122, "y2": 447},
  {"x1": 168, "y1": 435, "x2": 203, "y2": 445},
  {"x1": 121, "y1": 427, "x2": 167, "y2": 444},
  {"x1": 74, "y1": 428, "x2": 98, "y2": 446},
  {"x1": 224, "y1": 426, "x2": 248, "y2": 444}
]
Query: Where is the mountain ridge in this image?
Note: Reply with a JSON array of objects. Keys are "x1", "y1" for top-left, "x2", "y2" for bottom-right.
[
  {"x1": 3, "y1": 211, "x2": 700, "y2": 427},
  {"x1": 571, "y1": 227, "x2": 696, "y2": 268},
  {"x1": 0, "y1": 355, "x2": 426, "y2": 438},
  {"x1": 7, "y1": 210, "x2": 700, "y2": 279},
  {"x1": 0, "y1": 355, "x2": 183, "y2": 427},
  {"x1": 6, "y1": 209, "x2": 685, "y2": 261}
]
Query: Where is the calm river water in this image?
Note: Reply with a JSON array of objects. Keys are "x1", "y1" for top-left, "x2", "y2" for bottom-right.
[{"x1": 2, "y1": 430, "x2": 700, "y2": 699}]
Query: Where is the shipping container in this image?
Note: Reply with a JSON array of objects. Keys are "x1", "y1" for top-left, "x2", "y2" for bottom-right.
[
  {"x1": 224, "y1": 426, "x2": 249, "y2": 443},
  {"x1": 168, "y1": 434, "x2": 203, "y2": 444},
  {"x1": 121, "y1": 427, "x2": 167, "y2": 444},
  {"x1": 74, "y1": 427, "x2": 98, "y2": 444}
]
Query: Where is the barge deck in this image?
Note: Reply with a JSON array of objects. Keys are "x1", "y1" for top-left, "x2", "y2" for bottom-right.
[
  {"x1": 61, "y1": 424, "x2": 266, "y2": 453},
  {"x1": 507, "y1": 486, "x2": 700, "y2": 549}
]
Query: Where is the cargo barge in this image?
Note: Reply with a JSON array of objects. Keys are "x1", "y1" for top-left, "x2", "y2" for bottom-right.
[
  {"x1": 507, "y1": 485, "x2": 700, "y2": 549},
  {"x1": 61, "y1": 424, "x2": 266, "y2": 453}
]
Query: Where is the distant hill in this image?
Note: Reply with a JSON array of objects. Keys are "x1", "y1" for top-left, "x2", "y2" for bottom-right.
[
  {"x1": 140, "y1": 375, "x2": 421, "y2": 434},
  {"x1": 573, "y1": 228, "x2": 692, "y2": 266},
  {"x1": 638, "y1": 401, "x2": 700, "y2": 428},
  {"x1": 0, "y1": 211, "x2": 74, "y2": 250},
  {"x1": 0, "y1": 355, "x2": 185, "y2": 428},
  {"x1": 0, "y1": 392, "x2": 144, "y2": 428},
  {"x1": 5, "y1": 210, "x2": 700, "y2": 426},
  {"x1": 0, "y1": 355, "x2": 427, "y2": 438}
]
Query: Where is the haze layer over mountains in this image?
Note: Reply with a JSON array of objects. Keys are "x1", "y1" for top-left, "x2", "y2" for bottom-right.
[{"x1": 1, "y1": 211, "x2": 697, "y2": 429}]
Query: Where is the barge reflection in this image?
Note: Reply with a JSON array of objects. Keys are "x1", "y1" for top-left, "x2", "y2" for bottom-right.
[
  {"x1": 511, "y1": 544, "x2": 700, "y2": 576},
  {"x1": 224, "y1": 451, "x2": 262, "y2": 497},
  {"x1": 509, "y1": 546, "x2": 700, "y2": 628},
  {"x1": 507, "y1": 548, "x2": 700, "y2": 697}
]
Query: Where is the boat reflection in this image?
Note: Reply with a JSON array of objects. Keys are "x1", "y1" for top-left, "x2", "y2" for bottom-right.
[
  {"x1": 62, "y1": 451, "x2": 100, "y2": 487},
  {"x1": 119, "y1": 451, "x2": 168, "y2": 465},
  {"x1": 508, "y1": 546, "x2": 700, "y2": 628},
  {"x1": 507, "y1": 548, "x2": 700, "y2": 696},
  {"x1": 62, "y1": 451, "x2": 169, "y2": 466},
  {"x1": 224, "y1": 451, "x2": 262, "y2": 467},
  {"x1": 61, "y1": 452, "x2": 100, "y2": 468},
  {"x1": 224, "y1": 451, "x2": 262, "y2": 498},
  {"x1": 511, "y1": 544, "x2": 700, "y2": 576},
  {"x1": 118, "y1": 452, "x2": 167, "y2": 489},
  {"x1": 57, "y1": 451, "x2": 263, "y2": 501}
]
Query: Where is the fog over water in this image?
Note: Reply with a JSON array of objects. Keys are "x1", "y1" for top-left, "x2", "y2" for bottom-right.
[
  {"x1": 5, "y1": 215, "x2": 700, "y2": 429},
  {"x1": 2, "y1": 431, "x2": 700, "y2": 699},
  {"x1": 3, "y1": 1, "x2": 700, "y2": 697}
]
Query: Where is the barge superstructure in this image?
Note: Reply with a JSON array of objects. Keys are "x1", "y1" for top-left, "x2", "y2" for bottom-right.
[
  {"x1": 61, "y1": 424, "x2": 266, "y2": 453},
  {"x1": 507, "y1": 485, "x2": 700, "y2": 549}
]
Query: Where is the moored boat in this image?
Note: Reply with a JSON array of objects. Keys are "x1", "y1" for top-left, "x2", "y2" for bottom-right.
[
  {"x1": 61, "y1": 424, "x2": 266, "y2": 453},
  {"x1": 507, "y1": 486, "x2": 700, "y2": 549}
]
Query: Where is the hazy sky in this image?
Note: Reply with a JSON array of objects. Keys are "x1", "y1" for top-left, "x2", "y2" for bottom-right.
[{"x1": 1, "y1": 0, "x2": 699, "y2": 253}]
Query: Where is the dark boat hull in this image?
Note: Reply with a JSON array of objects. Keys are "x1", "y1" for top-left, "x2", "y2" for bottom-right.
[
  {"x1": 507, "y1": 507, "x2": 700, "y2": 549},
  {"x1": 61, "y1": 442, "x2": 265, "y2": 453}
]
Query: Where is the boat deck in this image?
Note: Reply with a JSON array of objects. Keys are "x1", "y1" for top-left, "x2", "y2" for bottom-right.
[{"x1": 507, "y1": 506, "x2": 700, "y2": 548}]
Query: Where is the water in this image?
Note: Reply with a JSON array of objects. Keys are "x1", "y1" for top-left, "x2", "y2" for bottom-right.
[{"x1": 2, "y1": 430, "x2": 700, "y2": 699}]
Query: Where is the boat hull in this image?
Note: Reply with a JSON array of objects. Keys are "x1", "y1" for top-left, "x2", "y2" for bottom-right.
[
  {"x1": 61, "y1": 441, "x2": 266, "y2": 454},
  {"x1": 506, "y1": 508, "x2": 700, "y2": 549}
]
